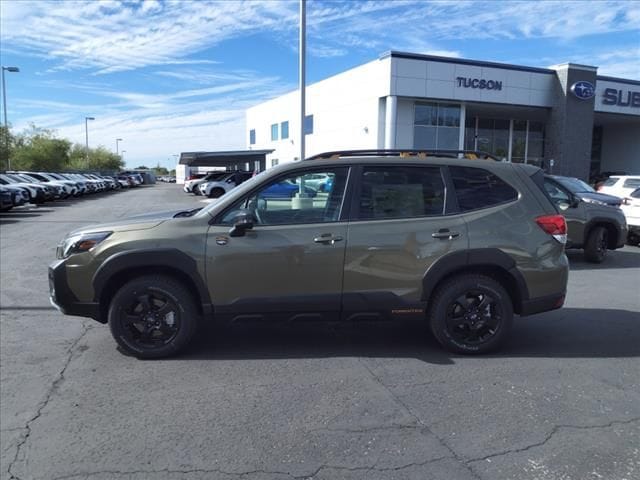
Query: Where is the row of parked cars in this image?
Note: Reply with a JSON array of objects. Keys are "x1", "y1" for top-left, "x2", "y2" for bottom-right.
[{"x1": 0, "y1": 171, "x2": 145, "y2": 211}]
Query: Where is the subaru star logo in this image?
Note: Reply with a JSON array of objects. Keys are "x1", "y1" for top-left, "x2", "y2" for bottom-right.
[{"x1": 570, "y1": 81, "x2": 595, "y2": 100}]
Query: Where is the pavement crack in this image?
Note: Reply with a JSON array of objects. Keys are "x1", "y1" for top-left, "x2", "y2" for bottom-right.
[
  {"x1": 466, "y1": 417, "x2": 640, "y2": 465},
  {"x1": 294, "y1": 455, "x2": 453, "y2": 478},
  {"x1": 357, "y1": 358, "x2": 482, "y2": 480},
  {"x1": 6, "y1": 322, "x2": 93, "y2": 480}
]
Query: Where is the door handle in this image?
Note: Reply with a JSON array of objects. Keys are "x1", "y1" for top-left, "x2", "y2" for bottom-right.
[
  {"x1": 314, "y1": 234, "x2": 343, "y2": 245},
  {"x1": 432, "y1": 229, "x2": 460, "y2": 240}
]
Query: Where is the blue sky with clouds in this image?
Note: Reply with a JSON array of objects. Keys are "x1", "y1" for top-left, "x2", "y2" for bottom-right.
[{"x1": 1, "y1": 0, "x2": 638, "y2": 168}]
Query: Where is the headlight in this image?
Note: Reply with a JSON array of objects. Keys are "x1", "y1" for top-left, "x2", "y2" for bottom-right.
[
  {"x1": 581, "y1": 197, "x2": 609, "y2": 206},
  {"x1": 59, "y1": 231, "x2": 112, "y2": 259}
]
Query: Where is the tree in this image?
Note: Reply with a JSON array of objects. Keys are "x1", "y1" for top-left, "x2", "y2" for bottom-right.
[
  {"x1": 10, "y1": 126, "x2": 71, "y2": 171},
  {"x1": 0, "y1": 125, "x2": 16, "y2": 170},
  {"x1": 68, "y1": 144, "x2": 124, "y2": 171},
  {"x1": 154, "y1": 166, "x2": 169, "y2": 175},
  {"x1": 136, "y1": 165, "x2": 149, "y2": 170}
]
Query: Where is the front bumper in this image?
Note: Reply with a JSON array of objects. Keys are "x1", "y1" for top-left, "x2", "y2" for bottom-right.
[{"x1": 49, "y1": 259, "x2": 102, "y2": 322}]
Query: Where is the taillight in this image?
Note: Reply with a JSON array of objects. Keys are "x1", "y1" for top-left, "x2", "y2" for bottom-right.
[{"x1": 536, "y1": 214, "x2": 567, "y2": 244}]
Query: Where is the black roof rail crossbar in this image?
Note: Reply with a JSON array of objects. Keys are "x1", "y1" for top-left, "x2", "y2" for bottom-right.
[{"x1": 305, "y1": 149, "x2": 500, "y2": 161}]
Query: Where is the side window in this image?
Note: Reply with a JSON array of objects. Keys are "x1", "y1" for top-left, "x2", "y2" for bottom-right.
[
  {"x1": 219, "y1": 168, "x2": 348, "y2": 226},
  {"x1": 357, "y1": 166, "x2": 445, "y2": 220},
  {"x1": 449, "y1": 166, "x2": 518, "y2": 212},
  {"x1": 543, "y1": 179, "x2": 570, "y2": 204},
  {"x1": 623, "y1": 178, "x2": 640, "y2": 189}
]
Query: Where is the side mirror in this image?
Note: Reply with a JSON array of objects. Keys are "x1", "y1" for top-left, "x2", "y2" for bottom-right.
[
  {"x1": 229, "y1": 211, "x2": 254, "y2": 237},
  {"x1": 570, "y1": 196, "x2": 581, "y2": 208}
]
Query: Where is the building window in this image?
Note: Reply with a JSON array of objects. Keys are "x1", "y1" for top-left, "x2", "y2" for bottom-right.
[
  {"x1": 304, "y1": 115, "x2": 313, "y2": 135},
  {"x1": 413, "y1": 102, "x2": 460, "y2": 150},
  {"x1": 271, "y1": 158, "x2": 279, "y2": 167},
  {"x1": 271, "y1": 124, "x2": 278, "y2": 141},
  {"x1": 281, "y1": 121, "x2": 289, "y2": 139},
  {"x1": 249, "y1": 129, "x2": 256, "y2": 145}
]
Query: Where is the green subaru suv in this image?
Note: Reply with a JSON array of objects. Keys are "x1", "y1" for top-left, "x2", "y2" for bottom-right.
[{"x1": 49, "y1": 150, "x2": 569, "y2": 358}]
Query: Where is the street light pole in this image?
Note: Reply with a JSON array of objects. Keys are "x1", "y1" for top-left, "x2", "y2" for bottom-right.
[
  {"x1": 2, "y1": 66, "x2": 20, "y2": 170},
  {"x1": 299, "y1": 0, "x2": 306, "y2": 162},
  {"x1": 85, "y1": 116, "x2": 95, "y2": 165},
  {"x1": 116, "y1": 138, "x2": 123, "y2": 155}
]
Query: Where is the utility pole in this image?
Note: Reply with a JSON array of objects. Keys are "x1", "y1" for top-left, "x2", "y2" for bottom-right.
[{"x1": 299, "y1": 0, "x2": 306, "y2": 162}]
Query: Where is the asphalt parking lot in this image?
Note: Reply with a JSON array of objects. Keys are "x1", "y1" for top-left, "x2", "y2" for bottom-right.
[{"x1": 1, "y1": 184, "x2": 639, "y2": 480}]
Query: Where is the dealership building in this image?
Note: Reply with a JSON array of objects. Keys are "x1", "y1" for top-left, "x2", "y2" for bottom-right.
[{"x1": 246, "y1": 51, "x2": 639, "y2": 180}]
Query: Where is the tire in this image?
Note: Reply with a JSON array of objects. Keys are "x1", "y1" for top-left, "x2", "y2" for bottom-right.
[
  {"x1": 584, "y1": 226, "x2": 608, "y2": 263},
  {"x1": 429, "y1": 274, "x2": 513, "y2": 354},
  {"x1": 209, "y1": 187, "x2": 225, "y2": 199},
  {"x1": 108, "y1": 275, "x2": 200, "y2": 359}
]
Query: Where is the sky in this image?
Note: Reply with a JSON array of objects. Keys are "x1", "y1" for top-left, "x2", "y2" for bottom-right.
[{"x1": 1, "y1": 0, "x2": 639, "y2": 169}]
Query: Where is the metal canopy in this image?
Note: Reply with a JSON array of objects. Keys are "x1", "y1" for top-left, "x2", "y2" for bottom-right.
[{"x1": 179, "y1": 150, "x2": 273, "y2": 170}]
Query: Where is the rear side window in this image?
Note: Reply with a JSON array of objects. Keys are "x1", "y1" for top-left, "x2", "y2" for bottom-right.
[
  {"x1": 357, "y1": 166, "x2": 444, "y2": 220},
  {"x1": 450, "y1": 166, "x2": 518, "y2": 212},
  {"x1": 623, "y1": 178, "x2": 640, "y2": 189}
]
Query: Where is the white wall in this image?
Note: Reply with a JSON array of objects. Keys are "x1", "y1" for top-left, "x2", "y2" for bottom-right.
[
  {"x1": 246, "y1": 58, "x2": 391, "y2": 165},
  {"x1": 600, "y1": 123, "x2": 640, "y2": 173}
]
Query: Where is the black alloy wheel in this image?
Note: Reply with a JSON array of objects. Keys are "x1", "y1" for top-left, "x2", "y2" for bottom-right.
[
  {"x1": 108, "y1": 276, "x2": 199, "y2": 359},
  {"x1": 209, "y1": 187, "x2": 225, "y2": 199},
  {"x1": 429, "y1": 274, "x2": 513, "y2": 354},
  {"x1": 584, "y1": 226, "x2": 608, "y2": 263}
]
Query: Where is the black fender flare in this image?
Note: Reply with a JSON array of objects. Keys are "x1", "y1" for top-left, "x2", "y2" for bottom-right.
[
  {"x1": 92, "y1": 248, "x2": 211, "y2": 309},
  {"x1": 583, "y1": 217, "x2": 622, "y2": 246},
  {"x1": 422, "y1": 248, "x2": 529, "y2": 310}
]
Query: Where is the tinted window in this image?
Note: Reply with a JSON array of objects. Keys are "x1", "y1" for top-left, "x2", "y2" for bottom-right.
[
  {"x1": 630, "y1": 188, "x2": 640, "y2": 199},
  {"x1": 450, "y1": 166, "x2": 517, "y2": 211},
  {"x1": 281, "y1": 121, "x2": 289, "y2": 139},
  {"x1": 220, "y1": 168, "x2": 348, "y2": 226},
  {"x1": 623, "y1": 178, "x2": 640, "y2": 189},
  {"x1": 554, "y1": 176, "x2": 594, "y2": 193},
  {"x1": 544, "y1": 179, "x2": 570, "y2": 204},
  {"x1": 357, "y1": 166, "x2": 444, "y2": 220},
  {"x1": 249, "y1": 129, "x2": 256, "y2": 145},
  {"x1": 304, "y1": 115, "x2": 313, "y2": 134},
  {"x1": 602, "y1": 177, "x2": 619, "y2": 186},
  {"x1": 270, "y1": 124, "x2": 278, "y2": 141}
]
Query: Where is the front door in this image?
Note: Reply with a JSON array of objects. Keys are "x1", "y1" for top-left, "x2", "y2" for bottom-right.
[{"x1": 205, "y1": 167, "x2": 350, "y2": 320}]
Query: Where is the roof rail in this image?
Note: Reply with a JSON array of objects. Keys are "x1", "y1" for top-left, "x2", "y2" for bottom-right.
[{"x1": 305, "y1": 149, "x2": 501, "y2": 161}]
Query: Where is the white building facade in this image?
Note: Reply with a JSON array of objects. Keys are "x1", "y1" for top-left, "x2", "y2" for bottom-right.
[{"x1": 246, "y1": 51, "x2": 639, "y2": 180}]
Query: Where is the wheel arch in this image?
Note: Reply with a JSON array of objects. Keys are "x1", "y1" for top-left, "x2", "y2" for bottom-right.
[
  {"x1": 583, "y1": 219, "x2": 620, "y2": 249},
  {"x1": 93, "y1": 249, "x2": 212, "y2": 322},
  {"x1": 422, "y1": 249, "x2": 529, "y2": 315}
]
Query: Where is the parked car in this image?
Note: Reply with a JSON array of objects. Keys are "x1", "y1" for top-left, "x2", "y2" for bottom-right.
[
  {"x1": 199, "y1": 171, "x2": 253, "y2": 198},
  {"x1": 184, "y1": 171, "x2": 228, "y2": 195},
  {"x1": 0, "y1": 187, "x2": 15, "y2": 211},
  {"x1": 0, "y1": 173, "x2": 49, "y2": 203},
  {"x1": 260, "y1": 179, "x2": 317, "y2": 199},
  {"x1": 621, "y1": 188, "x2": 640, "y2": 246},
  {"x1": 543, "y1": 175, "x2": 627, "y2": 262},
  {"x1": 16, "y1": 171, "x2": 76, "y2": 198},
  {"x1": 0, "y1": 183, "x2": 30, "y2": 206},
  {"x1": 50, "y1": 149, "x2": 569, "y2": 359},
  {"x1": 597, "y1": 175, "x2": 640, "y2": 198}
]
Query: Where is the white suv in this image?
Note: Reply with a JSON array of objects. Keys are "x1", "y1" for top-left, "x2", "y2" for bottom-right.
[
  {"x1": 199, "y1": 172, "x2": 253, "y2": 198},
  {"x1": 598, "y1": 175, "x2": 640, "y2": 199},
  {"x1": 621, "y1": 187, "x2": 640, "y2": 246}
]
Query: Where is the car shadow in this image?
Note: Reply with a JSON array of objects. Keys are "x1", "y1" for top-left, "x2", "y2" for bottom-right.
[
  {"x1": 167, "y1": 308, "x2": 640, "y2": 363},
  {"x1": 567, "y1": 248, "x2": 640, "y2": 270}
]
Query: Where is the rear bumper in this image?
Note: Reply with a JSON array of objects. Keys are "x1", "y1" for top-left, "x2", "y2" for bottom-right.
[
  {"x1": 520, "y1": 292, "x2": 566, "y2": 316},
  {"x1": 49, "y1": 260, "x2": 102, "y2": 322}
]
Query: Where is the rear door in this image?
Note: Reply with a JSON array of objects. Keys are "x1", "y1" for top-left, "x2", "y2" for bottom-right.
[{"x1": 342, "y1": 164, "x2": 468, "y2": 320}]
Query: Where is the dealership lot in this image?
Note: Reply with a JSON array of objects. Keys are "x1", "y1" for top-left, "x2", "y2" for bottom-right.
[{"x1": 1, "y1": 184, "x2": 639, "y2": 480}]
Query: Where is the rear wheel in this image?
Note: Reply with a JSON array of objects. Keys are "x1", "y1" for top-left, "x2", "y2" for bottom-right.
[
  {"x1": 429, "y1": 274, "x2": 513, "y2": 354},
  {"x1": 584, "y1": 226, "x2": 608, "y2": 263},
  {"x1": 108, "y1": 275, "x2": 199, "y2": 359}
]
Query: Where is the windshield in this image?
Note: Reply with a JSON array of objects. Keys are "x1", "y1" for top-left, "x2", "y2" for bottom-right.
[{"x1": 554, "y1": 176, "x2": 595, "y2": 193}]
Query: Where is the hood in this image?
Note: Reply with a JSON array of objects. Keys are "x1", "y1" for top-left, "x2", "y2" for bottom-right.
[
  {"x1": 576, "y1": 192, "x2": 622, "y2": 206},
  {"x1": 66, "y1": 208, "x2": 196, "y2": 236}
]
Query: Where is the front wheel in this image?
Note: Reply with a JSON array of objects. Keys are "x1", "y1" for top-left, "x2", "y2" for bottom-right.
[
  {"x1": 429, "y1": 274, "x2": 513, "y2": 354},
  {"x1": 209, "y1": 188, "x2": 225, "y2": 199},
  {"x1": 584, "y1": 226, "x2": 608, "y2": 263},
  {"x1": 108, "y1": 275, "x2": 200, "y2": 359}
]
